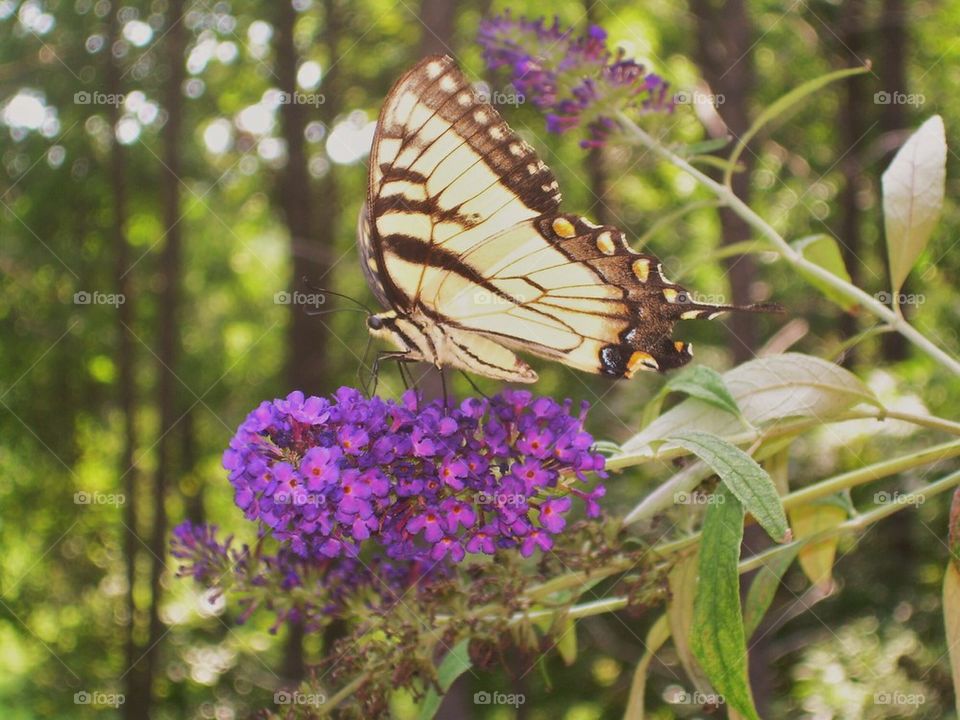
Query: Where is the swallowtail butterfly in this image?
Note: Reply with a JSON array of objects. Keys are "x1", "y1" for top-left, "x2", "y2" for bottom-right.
[{"x1": 358, "y1": 55, "x2": 774, "y2": 383}]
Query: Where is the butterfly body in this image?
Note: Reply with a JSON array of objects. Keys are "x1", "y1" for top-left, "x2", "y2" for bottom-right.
[{"x1": 359, "y1": 55, "x2": 774, "y2": 383}]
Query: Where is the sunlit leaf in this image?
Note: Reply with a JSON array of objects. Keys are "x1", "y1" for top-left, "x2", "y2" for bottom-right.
[
  {"x1": 625, "y1": 614, "x2": 670, "y2": 720},
  {"x1": 668, "y1": 431, "x2": 790, "y2": 543},
  {"x1": 620, "y1": 354, "x2": 879, "y2": 460},
  {"x1": 555, "y1": 615, "x2": 578, "y2": 666},
  {"x1": 417, "y1": 639, "x2": 472, "y2": 720},
  {"x1": 789, "y1": 500, "x2": 848, "y2": 590},
  {"x1": 691, "y1": 486, "x2": 760, "y2": 720},
  {"x1": 882, "y1": 115, "x2": 946, "y2": 292},
  {"x1": 791, "y1": 234, "x2": 856, "y2": 311}
]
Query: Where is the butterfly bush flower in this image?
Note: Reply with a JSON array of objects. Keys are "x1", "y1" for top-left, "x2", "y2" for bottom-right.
[
  {"x1": 217, "y1": 388, "x2": 604, "y2": 566},
  {"x1": 478, "y1": 12, "x2": 672, "y2": 147}
]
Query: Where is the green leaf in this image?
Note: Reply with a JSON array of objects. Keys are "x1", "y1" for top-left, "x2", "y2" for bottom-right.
[
  {"x1": 620, "y1": 354, "x2": 880, "y2": 461},
  {"x1": 791, "y1": 234, "x2": 856, "y2": 311},
  {"x1": 691, "y1": 486, "x2": 760, "y2": 720},
  {"x1": 882, "y1": 115, "x2": 946, "y2": 292},
  {"x1": 417, "y1": 639, "x2": 472, "y2": 720},
  {"x1": 667, "y1": 550, "x2": 713, "y2": 693},
  {"x1": 743, "y1": 547, "x2": 798, "y2": 638},
  {"x1": 725, "y1": 65, "x2": 870, "y2": 186},
  {"x1": 664, "y1": 366, "x2": 743, "y2": 418},
  {"x1": 668, "y1": 431, "x2": 791, "y2": 543},
  {"x1": 625, "y1": 614, "x2": 670, "y2": 720},
  {"x1": 555, "y1": 614, "x2": 578, "y2": 666}
]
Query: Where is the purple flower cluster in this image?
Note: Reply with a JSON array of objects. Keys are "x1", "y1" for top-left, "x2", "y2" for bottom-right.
[
  {"x1": 221, "y1": 388, "x2": 605, "y2": 567},
  {"x1": 478, "y1": 12, "x2": 672, "y2": 147}
]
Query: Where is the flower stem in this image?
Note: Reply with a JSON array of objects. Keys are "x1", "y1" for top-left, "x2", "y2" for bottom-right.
[{"x1": 616, "y1": 112, "x2": 960, "y2": 377}]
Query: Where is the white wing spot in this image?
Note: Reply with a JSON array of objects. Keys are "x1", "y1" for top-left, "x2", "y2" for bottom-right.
[
  {"x1": 526, "y1": 162, "x2": 538, "y2": 174},
  {"x1": 439, "y1": 75, "x2": 457, "y2": 92},
  {"x1": 509, "y1": 143, "x2": 524, "y2": 157},
  {"x1": 489, "y1": 126, "x2": 505, "y2": 140},
  {"x1": 474, "y1": 109, "x2": 490, "y2": 124},
  {"x1": 426, "y1": 61, "x2": 444, "y2": 79},
  {"x1": 458, "y1": 92, "x2": 472, "y2": 107}
]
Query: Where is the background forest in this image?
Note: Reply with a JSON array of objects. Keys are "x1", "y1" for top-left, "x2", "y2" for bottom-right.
[{"x1": 3, "y1": 0, "x2": 960, "y2": 718}]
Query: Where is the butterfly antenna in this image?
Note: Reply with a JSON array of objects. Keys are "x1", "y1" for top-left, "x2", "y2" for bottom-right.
[{"x1": 301, "y1": 277, "x2": 374, "y2": 316}]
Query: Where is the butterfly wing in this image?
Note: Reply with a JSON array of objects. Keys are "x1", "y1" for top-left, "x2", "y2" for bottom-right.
[{"x1": 364, "y1": 55, "x2": 772, "y2": 380}]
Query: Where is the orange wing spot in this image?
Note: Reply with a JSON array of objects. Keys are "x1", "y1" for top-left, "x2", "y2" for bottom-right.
[
  {"x1": 625, "y1": 351, "x2": 659, "y2": 378},
  {"x1": 552, "y1": 217, "x2": 576, "y2": 238}
]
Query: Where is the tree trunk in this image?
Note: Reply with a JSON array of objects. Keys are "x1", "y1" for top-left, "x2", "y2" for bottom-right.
[
  {"x1": 106, "y1": 7, "x2": 143, "y2": 719},
  {"x1": 690, "y1": 0, "x2": 758, "y2": 363},
  {"x1": 137, "y1": 0, "x2": 186, "y2": 709},
  {"x1": 278, "y1": 0, "x2": 331, "y2": 396},
  {"x1": 836, "y1": 0, "x2": 867, "y2": 366},
  {"x1": 878, "y1": 0, "x2": 909, "y2": 361}
]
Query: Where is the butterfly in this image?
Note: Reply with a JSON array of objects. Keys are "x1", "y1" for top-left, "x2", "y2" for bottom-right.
[{"x1": 358, "y1": 55, "x2": 775, "y2": 384}]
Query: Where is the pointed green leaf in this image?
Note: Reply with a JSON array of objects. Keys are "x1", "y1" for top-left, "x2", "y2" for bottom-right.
[
  {"x1": 882, "y1": 115, "x2": 946, "y2": 292},
  {"x1": 791, "y1": 234, "x2": 856, "y2": 311},
  {"x1": 668, "y1": 431, "x2": 790, "y2": 543},
  {"x1": 667, "y1": 549, "x2": 713, "y2": 693},
  {"x1": 691, "y1": 486, "x2": 760, "y2": 720},
  {"x1": 743, "y1": 547, "x2": 798, "y2": 638},
  {"x1": 664, "y1": 365, "x2": 743, "y2": 418},
  {"x1": 418, "y1": 639, "x2": 473, "y2": 720}
]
